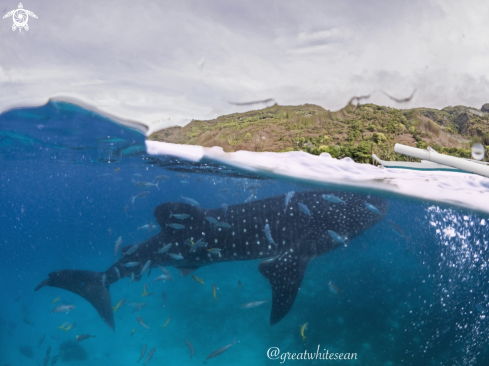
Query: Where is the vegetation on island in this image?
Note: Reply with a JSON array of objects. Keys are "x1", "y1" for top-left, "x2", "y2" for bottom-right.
[{"x1": 148, "y1": 102, "x2": 489, "y2": 164}]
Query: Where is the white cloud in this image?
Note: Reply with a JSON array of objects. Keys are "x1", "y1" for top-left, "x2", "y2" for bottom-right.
[{"x1": 1, "y1": 0, "x2": 488, "y2": 132}]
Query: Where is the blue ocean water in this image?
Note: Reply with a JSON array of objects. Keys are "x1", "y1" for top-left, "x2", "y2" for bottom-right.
[{"x1": 0, "y1": 102, "x2": 488, "y2": 366}]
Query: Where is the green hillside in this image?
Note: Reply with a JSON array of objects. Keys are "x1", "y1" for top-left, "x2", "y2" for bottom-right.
[{"x1": 148, "y1": 102, "x2": 489, "y2": 163}]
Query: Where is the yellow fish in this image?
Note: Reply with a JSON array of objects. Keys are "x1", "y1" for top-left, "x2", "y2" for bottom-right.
[
  {"x1": 212, "y1": 283, "x2": 217, "y2": 304},
  {"x1": 300, "y1": 323, "x2": 308, "y2": 342},
  {"x1": 115, "y1": 168, "x2": 120, "y2": 172},
  {"x1": 192, "y1": 275, "x2": 205, "y2": 285},
  {"x1": 161, "y1": 316, "x2": 172, "y2": 329},
  {"x1": 58, "y1": 322, "x2": 76, "y2": 332},
  {"x1": 51, "y1": 297, "x2": 61, "y2": 305},
  {"x1": 142, "y1": 284, "x2": 153, "y2": 297},
  {"x1": 57, "y1": 322, "x2": 70, "y2": 330},
  {"x1": 130, "y1": 329, "x2": 136, "y2": 336},
  {"x1": 64, "y1": 322, "x2": 76, "y2": 332},
  {"x1": 112, "y1": 298, "x2": 126, "y2": 313}
]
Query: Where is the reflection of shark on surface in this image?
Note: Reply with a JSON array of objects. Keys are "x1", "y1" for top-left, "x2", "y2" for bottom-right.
[{"x1": 35, "y1": 190, "x2": 388, "y2": 330}]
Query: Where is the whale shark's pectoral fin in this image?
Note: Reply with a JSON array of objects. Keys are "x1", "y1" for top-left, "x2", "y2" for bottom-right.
[
  {"x1": 259, "y1": 252, "x2": 313, "y2": 325},
  {"x1": 175, "y1": 265, "x2": 202, "y2": 276},
  {"x1": 34, "y1": 270, "x2": 115, "y2": 331}
]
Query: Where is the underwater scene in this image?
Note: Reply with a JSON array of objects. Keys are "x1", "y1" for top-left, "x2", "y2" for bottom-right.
[{"x1": 1, "y1": 102, "x2": 489, "y2": 366}]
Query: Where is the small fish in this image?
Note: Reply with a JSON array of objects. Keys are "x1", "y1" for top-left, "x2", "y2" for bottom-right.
[
  {"x1": 153, "y1": 274, "x2": 171, "y2": 282},
  {"x1": 51, "y1": 336, "x2": 59, "y2": 340},
  {"x1": 161, "y1": 316, "x2": 172, "y2": 328},
  {"x1": 162, "y1": 292, "x2": 167, "y2": 307},
  {"x1": 133, "y1": 180, "x2": 159, "y2": 189},
  {"x1": 131, "y1": 191, "x2": 150, "y2": 205},
  {"x1": 364, "y1": 202, "x2": 381, "y2": 215},
  {"x1": 263, "y1": 224, "x2": 277, "y2": 246},
  {"x1": 142, "y1": 283, "x2": 153, "y2": 297},
  {"x1": 12, "y1": 295, "x2": 21, "y2": 304},
  {"x1": 112, "y1": 298, "x2": 127, "y2": 313},
  {"x1": 238, "y1": 280, "x2": 242, "y2": 289},
  {"x1": 59, "y1": 322, "x2": 76, "y2": 332},
  {"x1": 51, "y1": 305, "x2": 75, "y2": 315},
  {"x1": 284, "y1": 191, "x2": 295, "y2": 213},
  {"x1": 143, "y1": 347, "x2": 156, "y2": 365},
  {"x1": 189, "y1": 240, "x2": 208, "y2": 253},
  {"x1": 207, "y1": 248, "x2": 221, "y2": 254},
  {"x1": 137, "y1": 315, "x2": 150, "y2": 329},
  {"x1": 75, "y1": 334, "x2": 95, "y2": 342},
  {"x1": 215, "y1": 222, "x2": 231, "y2": 228},
  {"x1": 221, "y1": 203, "x2": 228, "y2": 217},
  {"x1": 51, "y1": 297, "x2": 61, "y2": 305},
  {"x1": 154, "y1": 174, "x2": 170, "y2": 181},
  {"x1": 50, "y1": 353, "x2": 60, "y2": 366},
  {"x1": 169, "y1": 253, "x2": 184, "y2": 260},
  {"x1": 137, "y1": 345, "x2": 147, "y2": 363},
  {"x1": 131, "y1": 329, "x2": 136, "y2": 336},
  {"x1": 39, "y1": 334, "x2": 45, "y2": 348},
  {"x1": 43, "y1": 354, "x2": 50, "y2": 366},
  {"x1": 213, "y1": 283, "x2": 217, "y2": 303},
  {"x1": 114, "y1": 236, "x2": 122, "y2": 258},
  {"x1": 114, "y1": 168, "x2": 120, "y2": 172},
  {"x1": 298, "y1": 203, "x2": 311, "y2": 222},
  {"x1": 46, "y1": 345, "x2": 51, "y2": 356},
  {"x1": 241, "y1": 299, "x2": 269, "y2": 308},
  {"x1": 140, "y1": 260, "x2": 152, "y2": 277},
  {"x1": 131, "y1": 303, "x2": 147, "y2": 313},
  {"x1": 122, "y1": 262, "x2": 140, "y2": 267},
  {"x1": 206, "y1": 340, "x2": 239, "y2": 360},
  {"x1": 123, "y1": 244, "x2": 140, "y2": 256},
  {"x1": 114, "y1": 267, "x2": 120, "y2": 280},
  {"x1": 328, "y1": 230, "x2": 346, "y2": 245},
  {"x1": 205, "y1": 216, "x2": 218, "y2": 224},
  {"x1": 184, "y1": 238, "x2": 194, "y2": 246},
  {"x1": 129, "y1": 272, "x2": 136, "y2": 284},
  {"x1": 185, "y1": 340, "x2": 194, "y2": 358},
  {"x1": 328, "y1": 281, "x2": 342, "y2": 294},
  {"x1": 245, "y1": 191, "x2": 256, "y2": 203},
  {"x1": 165, "y1": 223, "x2": 185, "y2": 230},
  {"x1": 138, "y1": 223, "x2": 156, "y2": 232},
  {"x1": 158, "y1": 266, "x2": 173, "y2": 282},
  {"x1": 155, "y1": 243, "x2": 172, "y2": 254},
  {"x1": 58, "y1": 322, "x2": 70, "y2": 330},
  {"x1": 108, "y1": 227, "x2": 113, "y2": 237},
  {"x1": 181, "y1": 195, "x2": 200, "y2": 207},
  {"x1": 322, "y1": 194, "x2": 346, "y2": 204},
  {"x1": 192, "y1": 275, "x2": 205, "y2": 285},
  {"x1": 300, "y1": 323, "x2": 308, "y2": 342},
  {"x1": 101, "y1": 273, "x2": 107, "y2": 287},
  {"x1": 169, "y1": 212, "x2": 190, "y2": 220},
  {"x1": 387, "y1": 220, "x2": 408, "y2": 240}
]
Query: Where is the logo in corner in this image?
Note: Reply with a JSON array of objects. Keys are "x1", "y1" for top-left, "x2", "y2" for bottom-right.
[{"x1": 3, "y1": 3, "x2": 37, "y2": 32}]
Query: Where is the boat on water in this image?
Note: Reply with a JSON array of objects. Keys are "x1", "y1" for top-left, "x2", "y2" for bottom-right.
[{"x1": 373, "y1": 143, "x2": 489, "y2": 178}]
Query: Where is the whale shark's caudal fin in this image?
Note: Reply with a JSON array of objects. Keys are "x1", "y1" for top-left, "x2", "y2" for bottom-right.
[
  {"x1": 259, "y1": 252, "x2": 313, "y2": 325},
  {"x1": 34, "y1": 269, "x2": 114, "y2": 331}
]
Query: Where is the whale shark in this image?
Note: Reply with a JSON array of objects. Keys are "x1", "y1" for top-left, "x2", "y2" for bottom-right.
[{"x1": 35, "y1": 190, "x2": 388, "y2": 330}]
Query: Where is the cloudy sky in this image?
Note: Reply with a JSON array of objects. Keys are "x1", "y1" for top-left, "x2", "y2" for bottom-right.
[{"x1": 1, "y1": 0, "x2": 488, "y2": 132}]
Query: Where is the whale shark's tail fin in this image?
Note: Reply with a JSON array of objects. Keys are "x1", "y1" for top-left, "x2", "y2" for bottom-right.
[
  {"x1": 34, "y1": 269, "x2": 114, "y2": 331},
  {"x1": 259, "y1": 253, "x2": 313, "y2": 325}
]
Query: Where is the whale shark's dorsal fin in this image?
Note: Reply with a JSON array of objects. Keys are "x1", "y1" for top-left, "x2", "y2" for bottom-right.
[
  {"x1": 34, "y1": 270, "x2": 115, "y2": 331},
  {"x1": 259, "y1": 252, "x2": 313, "y2": 325}
]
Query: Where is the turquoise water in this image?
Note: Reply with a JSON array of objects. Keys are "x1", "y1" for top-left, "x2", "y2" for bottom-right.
[{"x1": 1, "y1": 102, "x2": 488, "y2": 366}]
